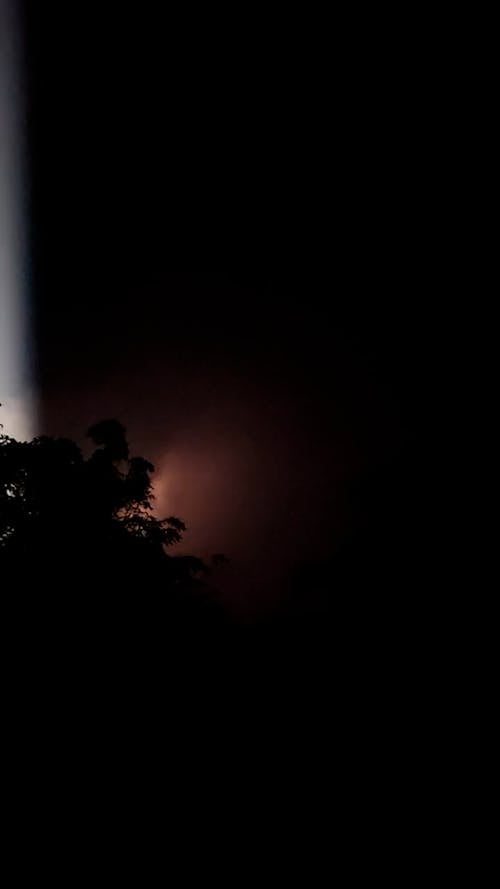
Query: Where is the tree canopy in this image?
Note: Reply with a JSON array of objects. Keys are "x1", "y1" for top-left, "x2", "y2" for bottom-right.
[{"x1": 0, "y1": 416, "x2": 208, "y2": 600}]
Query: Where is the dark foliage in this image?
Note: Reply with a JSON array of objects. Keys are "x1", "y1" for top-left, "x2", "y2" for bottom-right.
[{"x1": 0, "y1": 418, "x2": 225, "y2": 636}]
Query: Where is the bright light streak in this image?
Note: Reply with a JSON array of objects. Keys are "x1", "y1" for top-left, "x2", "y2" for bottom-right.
[{"x1": 0, "y1": 0, "x2": 35, "y2": 440}]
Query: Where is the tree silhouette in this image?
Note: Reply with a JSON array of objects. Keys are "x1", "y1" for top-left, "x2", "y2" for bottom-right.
[{"x1": 0, "y1": 416, "x2": 210, "y2": 602}]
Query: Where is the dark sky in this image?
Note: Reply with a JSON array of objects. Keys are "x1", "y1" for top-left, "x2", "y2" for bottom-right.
[{"x1": 23, "y1": 4, "x2": 440, "y2": 613}]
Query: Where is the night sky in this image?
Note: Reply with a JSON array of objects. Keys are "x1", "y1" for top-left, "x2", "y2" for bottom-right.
[
  {"x1": 2, "y1": 7, "x2": 478, "y2": 855},
  {"x1": 23, "y1": 4, "x2": 439, "y2": 615}
]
